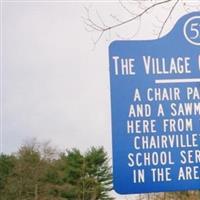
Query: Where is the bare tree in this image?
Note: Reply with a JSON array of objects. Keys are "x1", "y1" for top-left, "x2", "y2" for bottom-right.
[{"x1": 83, "y1": 0, "x2": 200, "y2": 46}]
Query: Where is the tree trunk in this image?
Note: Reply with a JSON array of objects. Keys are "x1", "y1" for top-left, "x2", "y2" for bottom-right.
[{"x1": 34, "y1": 183, "x2": 38, "y2": 200}]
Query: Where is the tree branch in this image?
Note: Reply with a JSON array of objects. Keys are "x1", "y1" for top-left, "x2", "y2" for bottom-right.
[
  {"x1": 158, "y1": 0, "x2": 179, "y2": 38},
  {"x1": 101, "y1": 0, "x2": 174, "y2": 32},
  {"x1": 118, "y1": 0, "x2": 136, "y2": 16},
  {"x1": 84, "y1": 1, "x2": 200, "y2": 46},
  {"x1": 84, "y1": 0, "x2": 174, "y2": 45}
]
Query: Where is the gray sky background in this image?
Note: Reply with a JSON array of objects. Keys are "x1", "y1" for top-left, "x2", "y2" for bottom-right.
[
  {"x1": 1, "y1": 1, "x2": 200, "y2": 199},
  {"x1": 3, "y1": 1, "x2": 112, "y2": 154}
]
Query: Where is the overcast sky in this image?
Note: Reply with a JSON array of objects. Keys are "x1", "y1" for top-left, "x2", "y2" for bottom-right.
[
  {"x1": 1, "y1": 1, "x2": 200, "y2": 199},
  {"x1": 3, "y1": 1, "x2": 112, "y2": 154}
]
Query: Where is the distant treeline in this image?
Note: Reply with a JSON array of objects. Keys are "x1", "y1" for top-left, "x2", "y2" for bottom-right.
[
  {"x1": 0, "y1": 139, "x2": 199, "y2": 200},
  {"x1": 0, "y1": 139, "x2": 113, "y2": 200}
]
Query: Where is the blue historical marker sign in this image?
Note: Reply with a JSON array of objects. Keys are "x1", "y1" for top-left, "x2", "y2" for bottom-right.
[{"x1": 109, "y1": 12, "x2": 200, "y2": 194}]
